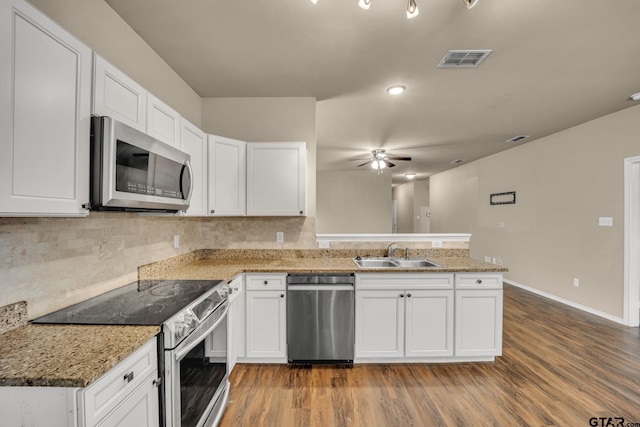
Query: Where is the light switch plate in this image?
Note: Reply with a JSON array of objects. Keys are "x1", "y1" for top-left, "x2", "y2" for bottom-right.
[
  {"x1": 432, "y1": 240, "x2": 443, "y2": 248},
  {"x1": 276, "y1": 231, "x2": 284, "y2": 243},
  {"x1": 598, "y1": 217, "x2": 613, "y2": 227},
  {"x1": 318, "y1": 240, "x2": 330, "y2": 249}
]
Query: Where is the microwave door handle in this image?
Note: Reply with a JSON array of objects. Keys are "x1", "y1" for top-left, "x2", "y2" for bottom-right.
[{"x1": 181, "y1": 160, "x2": 194, "y2": 204}]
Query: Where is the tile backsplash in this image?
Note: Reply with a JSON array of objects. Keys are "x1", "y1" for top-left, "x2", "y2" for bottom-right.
[
  {"x1": 1, "y1": 213, "x2": 467, "y2": 319},
  {"x1": 0, "y1": 214, "x2": 317, "y2": 318}
]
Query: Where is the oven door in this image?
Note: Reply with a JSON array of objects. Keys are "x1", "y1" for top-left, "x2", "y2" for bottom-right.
[{"x1": 165, "y1": 305, "x2": 229, "y2": 427}]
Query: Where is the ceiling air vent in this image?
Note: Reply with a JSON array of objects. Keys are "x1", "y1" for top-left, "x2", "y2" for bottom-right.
[
  {"x1": 437, "y1": 50, "x2": 492, "y2": 68},
  {"x1": 506, "y1": 135, "x2": 530, "y2": 143}
]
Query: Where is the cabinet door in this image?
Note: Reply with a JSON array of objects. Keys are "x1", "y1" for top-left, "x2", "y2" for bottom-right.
[
  {"x1": 245, "y1": 290, "x2": 286, "y2": 360},
  {"x1": 147, "y1": 93, "x2": 181, "y2": 148},
  {"x1": 180, "y1": 119, "x2": 207, "y2": 216},
  {"x1": 405, "y1": 290, "x2": 454, "y2": 357},
  {"x1": 96, "y1": 376, "x2": 160, "y2": 427},
  {"x1": 93, "y1": 53, "x2": 147, "y2": 132},
  {"x1": 246, "y1": 142, "x2": 306, "y2": 216},
  {"x1": 455, "y1": 289, "x2": 503, "y2": 357},
  {"x1": 355, "y1": 290, "x2": 404, "y2": 359},
  {"x1": 0, "y1": 0, "x2": 91, "y2": 216},
  {"x1": 208, "y1": 135, "x2": 246, "y2": 216}
]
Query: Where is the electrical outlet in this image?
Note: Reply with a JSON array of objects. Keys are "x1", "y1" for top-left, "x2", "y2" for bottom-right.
[
  {"x1": 318, "y1": 240, "x2": 330, "y2": 249},
  {"x1": 573, "y1": 278, "x2": 580, "y2": 288},
  {"x1": 173, "y1": 235, "x2": 180, "y2": 249},
  {"x1": 276, "y1": 231, "x2": 284, "y2": 243},
  {"x1": 484, "y1": 256, "x2": 491, "y2": 263},
  {"x1": 431, "y1": 240, "x2": 443, "y2": 248},
  {"x1": 598, "y1": 217, "x2": 613, "y2": 227}
]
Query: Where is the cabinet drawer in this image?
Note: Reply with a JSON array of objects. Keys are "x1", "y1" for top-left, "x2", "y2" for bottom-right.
[
  {"x1": 356, "y1": 273, "x2": 454, "y2": 290},
  {"x1": 246, "y1": 274, "x2": 286, "y2": 290},
  {"x1": 81, "y1": 337, "x2": 157, "y2": 426},
  {"x1": 455, "y1": 273, "x2": 503, "y2": 289}
]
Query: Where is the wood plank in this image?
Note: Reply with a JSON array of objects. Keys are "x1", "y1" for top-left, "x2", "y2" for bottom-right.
[{"x1": 220, "y1": 284, "x2": 640, "y2": 426}]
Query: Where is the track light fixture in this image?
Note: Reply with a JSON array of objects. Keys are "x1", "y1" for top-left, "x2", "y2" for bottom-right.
[
  {"x1": 406, "y1": 0, "x2": 419, "y2": 19},
  {"x1": 309, "y1": 0, "x2": 478, "y2": 19},
  {"x1": 358, "y1": 0, "x2": 371, "y2": 10},
  {"x1": 463, "y1": 0, "x2": 479, "y2": 9}
]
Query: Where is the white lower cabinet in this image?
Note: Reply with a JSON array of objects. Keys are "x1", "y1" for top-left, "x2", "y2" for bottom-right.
[
  {"x1": 454, "y1": 273, "x2": 503, "y2": 358},
  {"x1": 227, "y1": 275, "x2": 245, "y2": 371},
  {"x1": 405, "y1": 289, "x2": 455, "y2": 358},
  {"x1": 245, "y1": 274, "x2": 287, "y2": 361},
  {"x1": 355, "y1": 273, "x2": 454, "y2": 361},
  {"x1": 0, "y1": 337, "x2": 159, "y2": 427}
]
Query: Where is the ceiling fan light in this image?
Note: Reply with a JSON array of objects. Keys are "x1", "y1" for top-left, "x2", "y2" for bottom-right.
[
  {"x1": 371, "y1": 160, "x2": 386, "y2": 170},
  {"x1": 310, "y1": 0, "x2": 318, "y2": 4},
  {"x1": 358, "y1": 0, "x2": 371, "y2": 10},
  {"x1": 631, "y1": 92, "x2": 640, "y2": 101},
  {"x1": 406, "y1": 0, "x2": 419, "y2": 18}
]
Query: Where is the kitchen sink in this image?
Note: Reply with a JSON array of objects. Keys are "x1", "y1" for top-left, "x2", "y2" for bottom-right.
[
  {"x1": 393, "y1": 259, "x2": 440, "y2": 268},
  {"x1": 353, "y1": 257, "x2": 442, "y2": 269},
  {"x1": 353, "y1": 259, "x2": 398, "y2": 268}
]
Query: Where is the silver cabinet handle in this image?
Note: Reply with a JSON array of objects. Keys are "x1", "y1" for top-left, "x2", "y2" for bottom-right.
[
  {"x1": 407, "y1": 293, "x2": 412, "y2": 298},
  {"x1": 399, "y1": 294, "x2": 404, "y2": 298},
  {"x1": 476, "y1": 279, "x2": 483, "y2": 284},
  {"x1": 124, "y1": 372, "x2": 134, "y2": 383}
]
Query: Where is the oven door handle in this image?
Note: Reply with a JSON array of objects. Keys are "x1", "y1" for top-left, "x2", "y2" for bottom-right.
[{"x1": 174, "y1": 305, "x2": 229, "y2": 361}]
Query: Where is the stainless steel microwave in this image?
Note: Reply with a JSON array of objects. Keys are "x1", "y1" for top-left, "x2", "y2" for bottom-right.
[{"x1": 89, "y1": 116, "x2": 192, "y2": 212}]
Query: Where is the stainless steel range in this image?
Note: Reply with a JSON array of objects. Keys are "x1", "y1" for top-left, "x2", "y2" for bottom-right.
[{"x1": 32, "y1": 279, "x2": 230, "y2": 427}]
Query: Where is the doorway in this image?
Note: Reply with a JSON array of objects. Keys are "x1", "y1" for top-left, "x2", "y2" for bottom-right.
[{"x1": 624, "y1": 156, "x2": 640, "y2": 326}]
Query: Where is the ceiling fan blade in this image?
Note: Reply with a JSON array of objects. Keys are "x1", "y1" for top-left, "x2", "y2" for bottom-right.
[
  {"x1": 384, "y1": 160, "x2": 396, "y2": 168},
  {"x1": 349, "y1": 157, "x2": 372, "y2": 161},
  {"x1": 387, "y1": 156, "x2": 412, "y2": 161},
  {"x1": 357, "y1": 161, "x2": 372, "y2": 167}
]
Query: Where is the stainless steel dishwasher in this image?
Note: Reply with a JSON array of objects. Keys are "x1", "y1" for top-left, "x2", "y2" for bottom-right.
[{"x1": 286, "y1": 273, "x2": 355, "y2": 364}]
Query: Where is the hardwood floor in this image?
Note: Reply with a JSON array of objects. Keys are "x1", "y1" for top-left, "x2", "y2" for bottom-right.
[{"x1": 219, "y1": 284, "x2": 640, "y2": 426}]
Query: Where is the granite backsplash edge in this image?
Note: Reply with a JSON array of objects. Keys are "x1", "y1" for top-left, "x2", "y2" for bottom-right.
[{"x1": 0, "y1": 301, "x2": 27, "y2": 334}]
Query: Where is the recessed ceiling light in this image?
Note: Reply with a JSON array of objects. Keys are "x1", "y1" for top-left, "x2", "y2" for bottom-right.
[
  {"x1": 451, "y1": 159, "x2": 465, "y2": 164},
  {"x1": 631, "y1": 92, "x2": 640, "y2": 101},
  {"x1": 405, "y1": 173, "x2": 416, "y2": 179},
  {"x1": 386, "y1": 85, "x2": 406, "y2": 95}
]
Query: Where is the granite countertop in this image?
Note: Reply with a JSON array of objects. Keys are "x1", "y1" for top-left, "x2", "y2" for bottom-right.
[
  {"x1": 0, "y1": 250, "x2": 506, "y2": 388},
  {"x1": 142, "y1": 255, "x2": 507, "y2": 282},
  {"x1": 0, "y1": 324, "x2": 159, "y2": 387}
]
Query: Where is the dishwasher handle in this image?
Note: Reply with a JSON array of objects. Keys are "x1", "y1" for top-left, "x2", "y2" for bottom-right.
[{"x1": 287, "y1": 284, "x2": 354, "y2": 291}]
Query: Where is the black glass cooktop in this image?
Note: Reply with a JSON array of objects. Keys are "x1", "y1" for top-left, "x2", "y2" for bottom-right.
[{"x1": 31, "y1": 280, "x2": 224, "y2": 326}]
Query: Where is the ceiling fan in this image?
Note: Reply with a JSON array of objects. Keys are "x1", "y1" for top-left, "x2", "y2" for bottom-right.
[{"x1": 354, "y1": 149, "x2": 412, "y2": 173}]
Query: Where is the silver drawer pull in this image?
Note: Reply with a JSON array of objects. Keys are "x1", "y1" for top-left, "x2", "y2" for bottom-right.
[
  {"x1": 476, "y1": 279, "x2": 483, "y2": 284},
  {"x1": 152, "y1": 378, "x2": 162, "y2": 388},
  {"x1": 123, "y1": 372, "x2": 134, "y2": 383}
]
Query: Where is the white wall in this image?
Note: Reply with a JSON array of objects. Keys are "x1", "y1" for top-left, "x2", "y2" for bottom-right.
[
  {"x1": 201, "y1": 97, "x2": 317, "y2": 217},
  {"x1": 431, "y1": 104, "x2": 640, "y2": 319},
  {"x1": 316, "y1": 170, "x2": 392, "y2": 233},
  {"x1": 28, "y1": 0, "x2": 202, "y2": 125}
]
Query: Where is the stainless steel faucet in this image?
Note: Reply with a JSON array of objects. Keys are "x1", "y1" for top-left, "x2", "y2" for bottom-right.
[{"x1": 386, "y1": 242, "x2": 397, "y2": 258}]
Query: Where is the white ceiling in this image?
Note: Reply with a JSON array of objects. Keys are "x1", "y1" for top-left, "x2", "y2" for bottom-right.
[{"x1": 105, "y1": 0, "x2": 640, "y2": 183}]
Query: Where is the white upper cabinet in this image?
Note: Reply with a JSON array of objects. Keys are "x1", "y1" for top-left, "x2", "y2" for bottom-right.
[
  {"x1": 180, "y1": 119, "x2": 207, "y2": 216},
  {"x1": 246, "y1": 142, "x2": 306, "y2": 216},
  {"x1": 93, "y1": 53, "x2": 147, "y2": 132},
  {"x1": 0, "y1": 0, "x2": 91, "y2": 217},
  {"x1": 208, "y1": 135, "x2": 246, "y2": 216},
  {"x1": 147, "y1": 93, "x2": 181, "y2": 148}
]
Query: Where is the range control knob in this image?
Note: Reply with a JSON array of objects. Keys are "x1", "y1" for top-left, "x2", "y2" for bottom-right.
[{"x1": 173, "y1": 313, "x2": 197, "y2": 339}]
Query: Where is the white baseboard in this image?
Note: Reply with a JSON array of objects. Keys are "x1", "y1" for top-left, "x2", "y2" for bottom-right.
[{"x1": 504, "y1": 279, "x2": 627, "y2": 325}]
